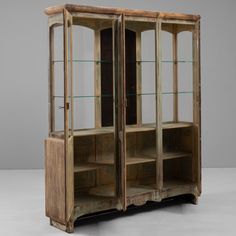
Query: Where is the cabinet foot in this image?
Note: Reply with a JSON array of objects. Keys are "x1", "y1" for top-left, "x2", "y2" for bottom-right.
[
  {"x1": 192, "y1": 196, "x2": 198, "y2": 205},
  {"x1": 188, "y1": 194, "x2": 198, "y2": 205},
  {"x1": 66, "y1": 221, "x2": 74, "y2": 233},
  {"x1": 50, "y1": 219, "x2": 74, "y2": 233}
]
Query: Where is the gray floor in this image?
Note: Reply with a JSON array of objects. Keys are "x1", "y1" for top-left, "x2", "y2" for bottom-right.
[{"x1": 0, "y1": 168, "x2": 235, "y2": 236}]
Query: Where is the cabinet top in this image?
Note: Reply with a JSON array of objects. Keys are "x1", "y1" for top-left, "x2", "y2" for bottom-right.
[{"x1": 44, "y1": 4, "x2": 200, "y2": 21}]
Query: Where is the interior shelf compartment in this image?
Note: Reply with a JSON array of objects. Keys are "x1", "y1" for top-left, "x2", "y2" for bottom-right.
[
  {"x1": 163, "y1": 155, "x2": 194, "y2": 189},
  {"x1": 125, "y1": 130, "x2": 157, "y2": 195},
  {"x1": 163, "y1": 126, "x2": 192, "y2": 154},
  {"x1": 74, "y1": 133, "x2": 117, "y2": 200},
  {"x1": 50, "y1": 121, "x2": 193, "y2": 138}
]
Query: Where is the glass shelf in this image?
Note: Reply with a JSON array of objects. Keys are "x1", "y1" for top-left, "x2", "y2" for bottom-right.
[
  {"x1": 162, "y1": 60, "x2": 193, "y2": 63},
  {"x1": 136, "y1": 60, "x2": 193, "y2": 63},
  {"x1": 162, "y1": 91, "x2": 193, "y2": 95},
  {"x1": 53, "y1": 91, "x2": 193, "y2": 99},
  {"x1": 52, "y1": 59, "x2": 194, "y2": 63}
]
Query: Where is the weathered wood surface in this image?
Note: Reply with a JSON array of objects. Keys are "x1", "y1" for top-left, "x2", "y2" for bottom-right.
[
  {"x1": 192, "y1": 21, "x2": 202, "y2": 193},
  {"x1": 155, "y1": 19, "x2": 163, "y2": 191},
  {"x1": 45, "y1": 5, "x2": 201, "y2": 232},
  {"x1": 50, "y1": 122, "x2": 194, "y2": 138},
  {"x1": 45, "y1": 4, "x2": 200, "y2": 21},
  {"x1": 45, "y1": 138, "x2": 66, "y2": 224}
]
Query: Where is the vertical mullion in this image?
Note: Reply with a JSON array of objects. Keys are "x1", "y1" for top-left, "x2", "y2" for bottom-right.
[
  {"x1": 112, "y1": 21, "x2": 115, "y2": 126},
  {"x1": 192, "y1": 21, "x2": 201, "y2": 193},
  {"x1": 173, "y1": 28, "x2": 178, "y2": 122},
  {"x1": 63, "y1": 9, "x2": 69, "y2": 222},
  {"x1": 120, "y1": 14, "x2": 127, "y2": 210},
  {"x1": 49, "y1": 26, "x2": 55, "y2": 134},
  {"x1": 114, "y1": 19, "x2": 120, "y2": 199},
  {"x1": 94, "y1": 30, "x2": 101, "y2": 128},
  {"x1": 69, "y1": 17, "x2": 74, "y2": 136},
  {"x1": 155, "y1": 19, "x2": 163, "y2": 191},
  {"x1": 112, "y1": 19, "x2": 117, "y2": 197},
  {"x1": 136, "y1": 31, "x2": 142, "y2": 125},
  {"x1": 63, "y1": 10, "x2": 69, "y2": 143}
]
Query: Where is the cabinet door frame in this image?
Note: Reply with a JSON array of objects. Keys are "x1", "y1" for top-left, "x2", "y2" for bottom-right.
[
  {"x1": 63, "y1": 9, "x2": 74, "y2": 222},
  {"x1": 115, "y1": 14, "x2": 127, "y2": 210}
]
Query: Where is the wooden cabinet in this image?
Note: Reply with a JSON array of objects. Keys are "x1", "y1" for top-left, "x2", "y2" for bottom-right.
[{"x1": 44, "y1": 4, "x2": 201, "y2": 233}]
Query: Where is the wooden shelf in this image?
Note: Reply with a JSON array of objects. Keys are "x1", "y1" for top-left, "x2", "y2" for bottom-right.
[
  {"x1": 126, "y1": 124, "x2": 155, "y2": 133},
  {"x1": 51, "y1": 122, "x2": 193, "y2": 138},
  {"x1": 162, "y1": 121, "x2": 193, "y2": 129},
  {"x1": 89, "y1": 156, "x2": 156, "y2": 166},
  {"x1": 89, "y1": 184, "x2": 155, "y2": 197},
  {"x1": 74, "y1": 163, "x2": 101, "y2": 173},
  {"x1": 163, "y1": 152, "x2": 192, "y2": 160}
]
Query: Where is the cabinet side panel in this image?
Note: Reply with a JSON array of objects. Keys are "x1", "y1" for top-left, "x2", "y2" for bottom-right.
[
  {"x1": 45, "y1": 138, "x2": 66, "y2": 224},
  {"x1": 66, "y1": 136, "x2": 74, "y2": 221}
]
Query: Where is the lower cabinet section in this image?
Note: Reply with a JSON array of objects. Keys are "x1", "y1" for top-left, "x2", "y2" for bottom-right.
[{"x1": 45, "y1": 124, "x2": 201, "y2": 233}]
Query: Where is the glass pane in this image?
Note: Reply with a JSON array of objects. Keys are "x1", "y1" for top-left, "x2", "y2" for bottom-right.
[
  {"x1": 178, "y1": 31, "x2": 193, "y2": 122},
  {"x1": 54, "y1": 97, "x2": 64, "y2": 131},
  {"x1": 162, "y1": 94, "x2": 173, "y2": 122},
  {"x1": 54, "y1": 26, "x2": 63, "y2": 61},
  {"x1": 162, "y1": 63, "x2": 173, "y2": 94},
  {"x1": 125, "y1": 19, "x2": 156, "y2": 198},
  {"x1": 72, "y1": 25, "x2": 95, "y2": 130},
  {"x1": 179, "y1": 93, "x2": 193, "y2": 122},
  {"x1": 73, "y1": 98, "x2": 95, "y2": 129},
  {"x1": 178, "y1": 63, "x2": 193, "y2": 92},
  {"x1": 141, "y1": 94, "x2": 155, "y2": 124},
  {"x1": 161, "y1": 26, "x2": 193, "y2": 123},
  {"x1": 53, "y1": 26, "x2": 64, "y2": 132},
  {"x1": 162, "y1": 31, "x2": 172, "y2": 61},
  {"x1": 178, "y1": 31, "x2": 192, "y2": 60}
]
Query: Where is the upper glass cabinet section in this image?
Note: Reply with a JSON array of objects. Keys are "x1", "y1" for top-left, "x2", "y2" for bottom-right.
[
  {"x1": 49, "y1": 12, "x2": 120, "y2": 135},
  {"x1": 46, "y1": 6, "x2": 200, "y2": 136}
]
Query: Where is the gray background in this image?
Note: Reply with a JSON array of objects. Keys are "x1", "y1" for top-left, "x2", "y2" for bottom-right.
[{"x1": 0, "y1": 0, "x2": 235, "y2": 169}]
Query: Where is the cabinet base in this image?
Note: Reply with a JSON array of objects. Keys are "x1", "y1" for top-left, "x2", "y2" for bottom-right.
[{"x1": 48, "y1": 192, "x2": 199, "y2": 233}]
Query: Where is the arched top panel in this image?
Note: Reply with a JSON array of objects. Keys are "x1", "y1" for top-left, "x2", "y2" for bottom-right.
[
  {"x1": 125, "y1": 21, "x2": 155, "y2": 33},
  {"x1": 72, "y1": 14, "x2": 114, "y2": 31},
  {"x1": 162, "y1": 23, "x2": 194, "y2": 34}
]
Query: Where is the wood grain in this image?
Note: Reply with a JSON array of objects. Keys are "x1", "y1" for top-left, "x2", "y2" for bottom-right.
[
  {"x1": 45, "y1": 138, "x2": 66, "y2": 224},
  {"x1": 45, "y1": 4, "x2": 200, "y2": 22}
]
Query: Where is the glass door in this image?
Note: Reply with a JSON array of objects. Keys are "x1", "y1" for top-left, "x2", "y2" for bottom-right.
[
  {"x1": 161, "y1": 20, "x2": 196, "y2": 190},
  {"x1": 64, "y1": 8, "x2": 74, "y2": 222},
  {"x1": 123, "y1": 16, "x2": 158, "y2": 208},
  {"x1": 70, "y1": 13, "x2": 122, "y2": 215}
]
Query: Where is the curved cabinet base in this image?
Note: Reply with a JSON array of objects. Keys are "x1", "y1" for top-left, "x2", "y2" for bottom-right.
[{"x1": 49, "y1": 188, "x2": 200, "y2": 233}]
